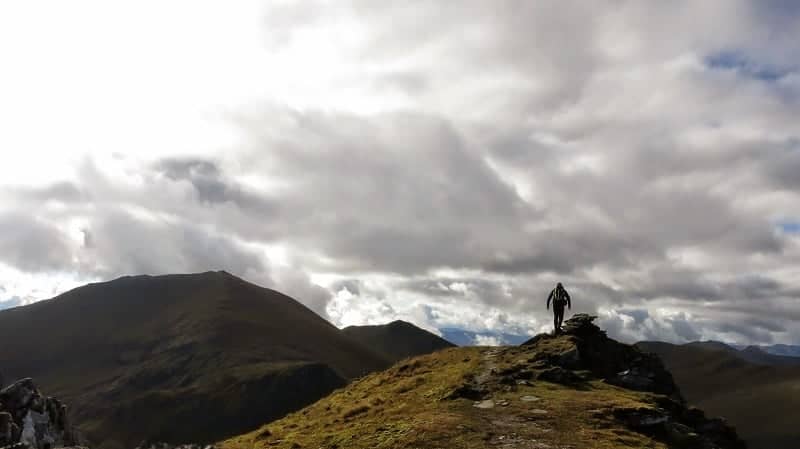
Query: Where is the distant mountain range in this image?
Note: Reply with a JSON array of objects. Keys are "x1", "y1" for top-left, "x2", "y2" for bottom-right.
[
  {"x1": 439, "y1": 328, "x2": 529, "y2": 346},
  {"x1": 0, "y1": 272, "x2": 450, "y2": 449},
  {"x1": 732, "y1": 343, "x2": 800, "y2": 358},
  {"x1": 637, "y1": 340, "x2": 800, "y2": 449}
]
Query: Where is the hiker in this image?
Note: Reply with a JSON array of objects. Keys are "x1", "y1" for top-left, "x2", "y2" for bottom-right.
[{"x1": 546, "y1": 282, "x2": 571, "y2": 333}]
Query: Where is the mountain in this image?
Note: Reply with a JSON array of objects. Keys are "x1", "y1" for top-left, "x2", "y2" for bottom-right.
[
  {"x1": 637, "y1": 341, "x2": 800, "y2": 449},
  {"x1": 732, "y1": 343, "x2": 800, "y2": 359},
  {"x1": 439, "y1": 328, "x2": 529, "y2": 346},
  {"x1": 762, "y1": 343, "x2": 800, "y2": 358},
  {"x1": 222, "y1": 315, "x2": 745, "y2": 449},
  {"x1": 0, "y1": 271, "x2": 391, "y2": 449},
  {"x1": 341, "y1": 320, "x2": 454, "y2": 361},
  {"x1": 680, "y1": 341, "x2": 800, "y2": 366}
]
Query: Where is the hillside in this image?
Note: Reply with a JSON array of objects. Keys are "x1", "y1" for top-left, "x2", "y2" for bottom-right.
[
  {"x1": 222, "y1": 315, "x2": 745, "y2": 449},
  {"x1": 0, "y1": 271, "x2": 390, "y2": 449},
  {"x1": 342, "y1": 320, "x2": 455, "y2": 361},
  {"x1": 637, "y1": 341, "x2": 800, "y2": 449},
  {"x1": 682, "y1": 341, "x2": 800, "y2": 366}
]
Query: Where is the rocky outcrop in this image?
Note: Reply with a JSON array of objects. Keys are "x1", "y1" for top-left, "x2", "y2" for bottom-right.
[
  {"x1": 523, "y1": 313, "x2": 682, "y2": 398},
  {"x1": 0, "y1": 378, "x2": 83, "y2": 449},
  {"x1": 520, "y1": 314, "x2": 747, "y2": 448}
]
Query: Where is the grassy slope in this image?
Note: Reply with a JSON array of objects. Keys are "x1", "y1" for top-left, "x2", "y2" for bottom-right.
[
  {"x1": 637, "y1": 341, "x2": 800, "y2": 449},
  {"x1": 222, "y1": 340, "x2": 679, "y2": 449},
  {"x1": 342, "y1": 320, "x2": 455, "y2": 362},
  {"x1": 0, "y1": 271, "x2": 390, "y2": 449}
]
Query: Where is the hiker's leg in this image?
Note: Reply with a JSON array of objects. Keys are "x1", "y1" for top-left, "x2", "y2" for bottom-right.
[{"x1": 556, "y1": 306, "x2": 564, "y2": 330}]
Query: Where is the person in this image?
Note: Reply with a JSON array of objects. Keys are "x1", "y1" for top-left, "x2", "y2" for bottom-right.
[{"x1": 546, "y1": 282, "x2": 571, "y2": 334}]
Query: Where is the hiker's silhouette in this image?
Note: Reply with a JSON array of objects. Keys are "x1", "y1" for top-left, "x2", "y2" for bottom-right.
[{"x1": 546, "y1": 282, "x2": 571, "y2": 334}]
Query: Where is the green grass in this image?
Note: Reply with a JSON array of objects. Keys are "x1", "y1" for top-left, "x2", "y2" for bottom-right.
[{"x1": 222, "y1": 342, "x2": 671, "y2": 449}]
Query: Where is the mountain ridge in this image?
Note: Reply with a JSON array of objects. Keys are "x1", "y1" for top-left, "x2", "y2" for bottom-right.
[{"x1": 222, "y1": 314, "x2": 746, "y2": 449}]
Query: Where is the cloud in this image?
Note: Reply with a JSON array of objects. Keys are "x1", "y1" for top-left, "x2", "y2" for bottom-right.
[
  {"x1": 473, "y1": 334, "x2": 504, "y2": 347},
  {"x1": 1, "y1": 1, "x2": 800, "y2": 345},
  {"x1": 0, "y1": 213, "x2": 74, "y2": 273}
]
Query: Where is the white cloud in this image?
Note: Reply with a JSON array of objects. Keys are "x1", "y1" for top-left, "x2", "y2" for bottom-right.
[
  {"x1": 473, "y1": 334, "x2": 504, "y2": 347},
  {"x1": 1, "y1": 1, "x2": 799, "y2": 345}
]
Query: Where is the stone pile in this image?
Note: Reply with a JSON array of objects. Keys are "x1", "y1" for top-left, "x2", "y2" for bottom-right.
[{"x1": 0, "y1": 378, "x2": 83, "y2": 449}]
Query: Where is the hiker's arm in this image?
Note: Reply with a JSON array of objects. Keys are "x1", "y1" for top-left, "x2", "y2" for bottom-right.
[
  {"x1": 565, "y1": 290, "x2": 571, "y2": 309},
  {"x1": 547, "y1": 290, "x2": 553, "y2": 309}
]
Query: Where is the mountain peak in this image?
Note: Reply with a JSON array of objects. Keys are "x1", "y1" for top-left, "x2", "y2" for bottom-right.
[
  {"x1": 0, "y1": 272, "x2": 389, "y2": 449},
  {"x1": 343, "y1": 320, "x2": 454, "y2": 361}
]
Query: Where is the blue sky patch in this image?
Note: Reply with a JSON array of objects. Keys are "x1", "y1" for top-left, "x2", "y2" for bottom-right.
[
  {"x1": 0, "y1": 296, "x2": 22, "y2": 311},
  {"x1": 778, "y1": 222, "x2": 800, "y2": 234},
  {"x1": 705, "y1": 50, "x2": 792, "y2": 82}
]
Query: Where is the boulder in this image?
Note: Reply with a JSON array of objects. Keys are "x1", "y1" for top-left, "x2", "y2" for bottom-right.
[
  {"x1": 0, "y1": 378, "x2": 81, "y2": 449},
  {"x1": 536, "y1": 367, "x2": 582, "y2": 385}
]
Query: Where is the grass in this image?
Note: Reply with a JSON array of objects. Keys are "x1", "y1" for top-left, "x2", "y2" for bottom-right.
[{"x1": 221, "y1": 341, "x2": 672, "y2": 449}]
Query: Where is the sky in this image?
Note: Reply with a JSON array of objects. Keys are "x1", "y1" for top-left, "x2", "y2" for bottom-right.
[{"x1": 1, "y1": 0, "x2": 799, "y2": 345}]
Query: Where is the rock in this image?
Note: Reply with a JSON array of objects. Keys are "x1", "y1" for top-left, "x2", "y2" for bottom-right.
[
  {"x1": 560, "y1": 314, "x2": 604, "y2": 337},
  {"x1": 520, "y1": 395, "x2": 540, "y2": 402},
  {"x1": 613, "y1": 407, "x2": 669, "y2": 429},
  {"x1": 444, "y1": 383, "x2": 486, "y2": 401},
  {"x1": 473, "y1": 400, "x2": 495, "y2": 409},
  {"x1": 613, "y1": 406, "x2": 746, "y2": 449},
  {"x1": 531, "y1": 315, "x2": 683, "y2": 399},
  {"x1": 537, "y1": 367, "x2": 582, "y2": 385},
  {"x1": 0, "y1": 378, "x2": 81, "y2": 449},
  {"x1": 556, "y1": 348, "x2": 581, "y2": 370}
]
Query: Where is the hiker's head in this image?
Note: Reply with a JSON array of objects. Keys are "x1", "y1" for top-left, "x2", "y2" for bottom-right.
[{"x1": 556, "y1": 282, "x2": 563, "y2": 289}]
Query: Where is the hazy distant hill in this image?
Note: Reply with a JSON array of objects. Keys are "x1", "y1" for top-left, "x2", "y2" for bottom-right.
[
  {"x1": 732, "y1": 343, "x2": 800, "y2": 359},
  {"x1": 439, "y1": 328, "x2": 529, "y2": 346},
  {"x1": 637, "y1": 341, "x2": 800, "y2": 449},
  {"x1": 0, "y1": 271, "x2": 390, "y2": 449},
  {"x1": 683, "y1": 341, "x2": 800, "y2": 366},
  {"x1": 342, "y1": 320, "x2": 454, "y2": 361}
]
